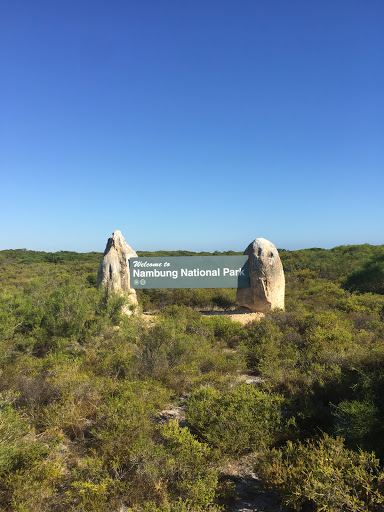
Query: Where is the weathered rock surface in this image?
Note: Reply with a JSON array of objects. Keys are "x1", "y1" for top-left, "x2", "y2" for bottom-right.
[
  {"x1": 236, "y1": 238, "x2": 285, "y2": 313},
  {"x1": 97, "y1": 230, "x2": 138, "y2": 306}
]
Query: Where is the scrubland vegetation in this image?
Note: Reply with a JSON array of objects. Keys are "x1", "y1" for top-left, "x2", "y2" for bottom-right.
[{"x1": 0, "y1": 244, "x2": 384, "y2": 511}]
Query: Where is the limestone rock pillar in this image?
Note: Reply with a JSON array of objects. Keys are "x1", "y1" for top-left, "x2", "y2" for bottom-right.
[
  {"x1": 236, "y1": 238, "x2": 285, "y2": 312},
  {"x1": 97, "y1": 230, "x2": 138, "y2": 307}
]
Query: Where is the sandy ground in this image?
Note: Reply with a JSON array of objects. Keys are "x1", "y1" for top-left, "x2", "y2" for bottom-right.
[
  {"x1": 200, "y1": 308, "x2": 265, "y2": 325},
  {"x1": 141, "y1": 308, "x2": 264, "y2": 325}
]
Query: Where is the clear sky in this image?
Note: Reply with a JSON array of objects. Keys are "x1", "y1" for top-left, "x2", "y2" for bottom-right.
[{"x1": 1, "y1": 1, "x2": 383, "y2": 252}]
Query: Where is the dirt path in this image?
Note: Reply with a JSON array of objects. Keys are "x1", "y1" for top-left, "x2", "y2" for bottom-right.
[
  {"x1": 200, "y1": 308, "x2": 264, "y2": 325},
  {"x1": 221, "y1": 455, "x2": 286, "y2": 512},
  {"x1": 141, "y1": 308, "x2": 264, "y2": 325},
  {"x1": 228, "y1": 475, "x2": 286, "y2": 512}
]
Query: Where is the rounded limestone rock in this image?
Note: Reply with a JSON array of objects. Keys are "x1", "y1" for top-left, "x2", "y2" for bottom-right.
[{"x1": 236, "y1": 238, "x2": 285, "y2": 312}]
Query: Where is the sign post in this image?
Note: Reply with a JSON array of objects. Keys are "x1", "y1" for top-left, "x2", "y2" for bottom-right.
[{"x1": 130, "y1": 256, "x2": 249, "y2": 289}]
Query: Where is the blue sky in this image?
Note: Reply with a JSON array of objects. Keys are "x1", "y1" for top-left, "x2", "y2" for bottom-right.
[{"x1": 1, "y1": 1, "x2": 383, "y2": 252}]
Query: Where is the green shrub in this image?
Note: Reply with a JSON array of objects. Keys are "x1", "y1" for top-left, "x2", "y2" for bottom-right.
[
  {"x1": 134, "y1": 317, "x2": 193, "y2": 379},
  {"x1": 187, "y1": 384, "x2": 283, "y2": 456},
  {"x1": 138, "y1": 287, "x2": 236, "y2": 312},
  {"x1": 66, "y1": 455, "x2": 122, "y2": 512},
  {"x1": 160, "y1": 420, "x2": 218, "y2": 505},
  {"x1": 127, "y1": 500, "x2": 223, "y2": 511},
  {"x1": 0, "y1": 279, "x2": 121, "y2": 357},
  {"x1": 345, "y1": 255, "x2": 384, "y2": 295},
  {"x1": 0, "y1": 415, "x2": 66, "y2": 512},
  {"x1": 129, "y1": 420, "x2": 219, "y2": 508},
  {"x1": 93, "y1": 379, "x2": 171, "y2": 457},
  {"x1": 131, "y1": 310, "x2": 244, "y2": 392},
  {"x1": 200, "y1": 315, "x2": 243, "y2": 345},
  {"x1": 0, "y1": 392, "x2": 31, "y2": 471},
  {"x1": 239, "y1": 317, "x2": 302, "y2": 392},
  {"x1": 10, "y1": 445, "x2": 67, "y2": 512},
  {"x1": 333, "y1": 399, "x2": 379, "y2": 445},
  {"x1": 256, "y1": 434, "x2": 384, "y2": 512}
]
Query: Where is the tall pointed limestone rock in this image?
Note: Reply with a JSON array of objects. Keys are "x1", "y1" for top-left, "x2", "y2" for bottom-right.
[{"x1": 97, "y1": 230, "x2": 138, "y2": 305}]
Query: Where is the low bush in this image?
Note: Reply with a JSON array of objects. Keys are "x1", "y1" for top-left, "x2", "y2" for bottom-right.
[
  {"x1": 138, "y1": 288, "x2": 236, "y2": 312},
  {"x1": 187, "y1": 384, "x2": 284, "y2": 456},
  {"x1": 130, "y1": 420, "x2": 219, "y2": 507},
  {"x1": 344, "y1": 255, "x2": 384, "y2": 295},
  {"x1": 256, "y1": 434, "x2": 384, "y2": 512}
]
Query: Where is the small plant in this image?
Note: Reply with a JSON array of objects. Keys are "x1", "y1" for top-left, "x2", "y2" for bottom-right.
[
  {"x1": 256, "y1": 434, "x2": 384, "y2": 512},
  {"x1": 187, "y1": 384, "x2": 283, "y2": 456},
  {"x1": 333, "y1": 399, "x2": 379, "y2": 445}
]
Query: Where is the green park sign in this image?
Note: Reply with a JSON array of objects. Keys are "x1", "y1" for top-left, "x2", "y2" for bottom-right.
[{"x1": 130, "y1": 256, "x2": 249, "y2": 289}]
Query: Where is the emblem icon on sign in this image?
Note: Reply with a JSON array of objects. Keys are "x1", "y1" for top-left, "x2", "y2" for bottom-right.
[
  {"x1": 140, "y1": 279, "x2": 146, "y2": 285},
  {"x1": 133, "y1": 279, "x2": 140, "y2": 286}
]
